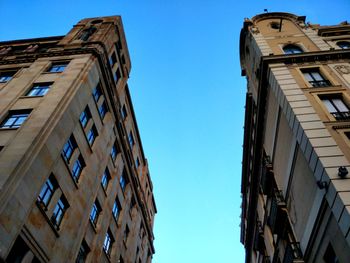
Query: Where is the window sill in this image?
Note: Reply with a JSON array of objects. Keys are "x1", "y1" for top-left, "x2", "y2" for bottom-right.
[
  {"x1": 0, "y1": 127, "x2": 19, "y2": 130},
  {"x1": 36, "y1": 201, "x2": 60, "y2": 237},
  {"x1": 19, "y1": 95, "x2": 44, "y2": 99}
]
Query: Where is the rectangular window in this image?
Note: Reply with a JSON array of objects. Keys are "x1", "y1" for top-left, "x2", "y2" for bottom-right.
[
  {"x1": 26, "y1": 83, "x2": 52, "y2": 96},
  {"x1": 62, "y1": 135, "x2": 78, "y2": 162},
  {"x1": 98, "y1": 101, "x2": 108, "y2": 119},
  {"x1": 136, "y1": 157, "x2": 140, "y2": 168},
  {"x1": 89, "y1": 199, "x2": 102, "y2": 227},
  {"x1": 109, "y1": 53, "x2": 117, "y2": 67},
  {"x1": 0, "y1": 70, "x2": 16, "y2": 83},
  {"x1": 110, "y1": 141, "x2": 119, "y2": 162},
  {"x1": 114, "y1": 68, "x2": 121, "y2": 83},
  {"x1": 128, "y1": 131, "x2": 135, "y2": 147},
  {"x1": 124, "y1": 225, "x2": 130, "y2": 244},
  {"x1": 51, "y1": 195, "x2": 69, "y2": 230},
  {"x1": 47, "y1": 62, "x2": 68, "y2": 73},
  {"x1": 37, "y1": 174, "x2": 58, "y2": 209},
  {"x1": 0, "y1": 110, "x2": 31, "y2": 129},
  {"x1": 79, "y1": 106, "x2": 91, "y2": 128},
  {"x1": 101, "y1": 168, "x2": 111, "y2": 191},
  {"x1": 112, "y1": 197, "x2": 121, "y2": 220},
  {"x1": 120, "y1": 169, "x2": 128, "y2": 192},
  {"x1": 103, "y1": 229, "x2": 114, "y2": 257},
  {"x1": 71, "y1": 155, "x2": 85, "y2": 182},
  {"x1": 87, "y1": 125, "x2": 98, "y2": 146},
  {"x1": 76, "y1": 239, "x2": 90, "y2": 263},
  {"x1": 92, "y1": 84, "x2": 103, "y2": 102},
  {"x1": 302, "y1": 68, "x2": 331, "y2": 87},
  {"x1": 321, "y1": 95, "x2": 350, "y2": 120},
  {"x1": 121, "y1": 104, "x2": 127, "y2": 120}
]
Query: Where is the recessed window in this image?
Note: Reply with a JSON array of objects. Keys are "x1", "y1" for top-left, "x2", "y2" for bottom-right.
[
  {"x1": 123, "y1": 225, "x2": 130, "y2": 244},
  {"x1": 109, "y1": 53, "x2": 117, "y2": 67},
  {"x1": 6, "y1": 236, "x2": 40, "y2": 263},
  {"x1": 92, "y1": 84, "x2": 103, "y2": 102},
  {"x1": 114, "y1": 68, "x2": 121, "y2": 83},
  {"x1": 51, "y1": 195, "x2": 69, "y2": 230},
  {"x1": 270, "y1": 21, "x2": 281, "y2": 30},
  {"x1": 103, "y1": 229, "x2": 114, "y2": 257},
  {"x1": 112, "y1": 197, "x2": 121, "y2": 220},
  {"x1": 89, "y1": 199, "x2": 102, "y2": 228},
  {"x1": 87, "y1": 125, "x2": 98, "y2": 146},
  {"x1": 121, "y1": 104, "x2": 127, "y2": 120},
  {"x1": 98, "y1": 101, "x2": 108, "y2": 119},
  {"x1": 79, "y1": 106, "x2": 92, "y2": 128},
  {"x1": 76, "y1": 239, "x2": 90, "y2": 263},
  {"x1": 37, "y1": 174, "x2": 58, "y2": 209},
  {"x1": 323, "y1": 243, "x2": 339, "y2": 263},
  {"x1": 71, "y1": 155, "x2": 85, "y2": 182},
  {"x1": 283, "y1": 44, "x2": 303, "y2": 54},
  {"x1": 0, "y1": 70, "x2": 16, "y2": 83},
  {"x1": 26, "y1": 83, "x2": 52, "y2": 96},
  {"x1": 128, "y1": 131, "x2": 135, "y2": 147},
  {"x1": 337, "y1": 41, "x2": 350, "y2": 49},
  {"x1": 62, "y1": 135, "x2": 77, "y2": 162},
  {"x1": 110, "y1": 141, "x2": 119, "y2": 162},
  {"x1": 0, "y1": 110, "x2": 31, "y2": 129},
  {"x1": 101, "y1": 168, "x2": 111, "y2": 191},
  {"x1": 321, "y1": 95, "x2": 350, "y2": 120},
  {"x1": 302, "y1": 68, "x2": 331, "y2": 87},
  {"x1": 136, "y1": 157, "x2": 140, "y2": 168},
  {"x1": 120, "y1": 169, "x2": 128, "y2": 192},
  {"x1": 47, "y1": 62, "x2": 68, "y2": 73}
]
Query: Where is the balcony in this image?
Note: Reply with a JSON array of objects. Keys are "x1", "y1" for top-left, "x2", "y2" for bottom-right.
[{"x1": 283, "y1": 242, "x2": 304, "y2": 263}]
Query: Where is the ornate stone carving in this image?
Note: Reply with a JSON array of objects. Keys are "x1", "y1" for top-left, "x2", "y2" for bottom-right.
[{"x1": 334, "y1": 65, "x2": 350, "y2": 75}]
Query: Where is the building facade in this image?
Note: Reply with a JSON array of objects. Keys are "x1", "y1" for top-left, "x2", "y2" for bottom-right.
[
  {"x1": 240, "y1": 12, "x2": 350, "y2": 263},
  {"x1": 0, "y1": 16, "x2": 156, "y2": 262}
]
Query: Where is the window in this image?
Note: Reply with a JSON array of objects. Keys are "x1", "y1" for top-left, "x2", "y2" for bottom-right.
[
  {"x1": 6, "y1": 236, "x2": 40, "y2": 263},
  {"x1": 136, "y1": 157, "x2": 140, "y2": 168},
  {"x1": 101, "y1": 168, "x2": 111, "y2": 191},
  {"x1": 71, "y1": 155, "x2": 85, "y2": 182},
  {"x1": 110, "y1": 142, "x2": 119, "y2": 161},
  {"x1": 87, "y1": 125, "x2": 98, "y2": 146},
  {"x1": 121, "y1": 104, "x2": 127, "y2": 120},
  {"x1": 120, "y1": 169, "x2": 128, "y2": 192},
  {"x1": 321, "y1": 95, "x2": 350, "y2": 120},
  {"x1": 112, "y1": 197, "x2": 121, "y2": 220},
  {"x1": 0, "y1": 110, "x2": 31, "y2": 129},
  {"x1": 76, "y1": 239, "x2": 90, "y2": 263},
  {"x1": 123, "y1": 225, "x2": 130, "y2": 244},
  {"x1": 128, "y1": 131, "x2": 135, "y2": 147},
  {"x1": 62, "y1": 135, "x2": 77, "y2": 162},
  {"x1": 103, "y1": 229, "x2": 114, "y2": 257},
  {"x1": 98, "y1": 101, "x2": 108, "y2": 119},
  {"x1": 337, "y1": 41, "x2": 350, "y2": 49},
  {"x1": 109, "y1": 53, "x2": 117, "y2": 67},
  {"x1": 283, "y1": 44, "x2": 303, "y2": 54},
  {"x1": 79, "y1": 106, "x2": 91, "y2": 128},
  {"x1": 26, "y1": 83, "x2": 52, "y2": 96},
  {"x1": 0, "y1": 70, "x2": 16, "y2": 83},
  {"x1": 323, "y1": 243, "x2": 339, "y2": 263},
  {"x1": 302, "y1": 68, "x2": 331, "y2": 87},
  {"x1": 89, "y1": 200, "x2": 102, "y2": 227},
  {"x1": 270, "y1": 21, "x2": 281, "y2": 30},
  {"x1": 51, "y1": 195, "x2": 69, "y2": 230},
  {"x1": 114, "y1": 68, "x2": 121, "y2": 83},
  {"x1": 92, "y1": 84, "x2": 102, "y2": 102},
  {"x1": 48, "y1": 62, "x2": 68, "y2": 73},
  {"x1": 37, "y1": 174, "x2": 58, "y2": 209}
]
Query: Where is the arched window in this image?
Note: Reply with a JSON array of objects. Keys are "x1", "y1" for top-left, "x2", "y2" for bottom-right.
[
  {"x1": 283, "y1": 44, "x2": 303, "y2": 54},
  {"x1": 337, "y1": 41, "x2": 350, "y2": 49}
]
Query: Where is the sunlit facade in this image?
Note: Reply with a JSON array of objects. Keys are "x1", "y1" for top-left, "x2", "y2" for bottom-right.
[
  {"x1": 240, "y1": 12, "x2": 350, "y2": 263},
  {"x1": 0, "y1": 16, "x2": 156, "y2": 262}
]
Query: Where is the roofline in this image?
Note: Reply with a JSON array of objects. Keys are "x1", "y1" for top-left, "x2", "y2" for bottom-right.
[{"x1": 0, "y1": 36, "x2": 64, "y2": 45}]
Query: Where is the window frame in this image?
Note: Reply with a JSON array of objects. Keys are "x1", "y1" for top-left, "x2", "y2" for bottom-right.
[
  {"x1": 47, "y1": 62, "x2": 69, "y2": 73},
  {"x1": 0, "y1": 70, "x2": 17, "y2": 83},
  {"x1": 26, "y1": 82, "x2": 52, "y2": 97},
  {"x1": 301, "y1": 67, "x2": 332, "y2": 88},
  {"x1": 112, "y1": 197, "x2": 121, "y2": 221},
  {"x1": 79, "y1": 106, "x2": 92, "y2": 128},
  {"x1": 86, "y1": 124, "x2": 98, "y2": 146},
  {"x1": 98, "y1": 101, "x2": 108, "y2": 119},
  {"x1": 89, "y1": 199, "x2": 102, "y2": 228},
  {"x1": 71, "y1": 155, "x2": 85, "y2": 183},
  {"x1": 103, "y1": 229, "x2": 114, "y2": 257},
  {"x1": 0, "y1": 110, "x2": 32, "y2": 129},
  {"x1": 282, "y1": 44, "x2": 303, "y2": 54},
  {"x1": 50, "y1": 195, "x2": 69, "y2": 230},
  {"x1": 92, "y1": 84, "x2": 103, "y2": 102},
  {"x1": 319, "y1": 94, "x2": 350, "y2": 121},
  {"x1": 62, "y1": 135, "x2": 78, "y2": 163},
  {"x1": 101, "y1": 168, "x2": 111, "y2": 191},
  {"x1": 337, "y1": 41, "x2": 350, "y2": 49},
  {"x1": 37, "y1": 174, "x2": 58, "y2": 209}
]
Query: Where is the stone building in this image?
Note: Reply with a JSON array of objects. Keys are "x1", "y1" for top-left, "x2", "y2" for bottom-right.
[
  {"x1": 240, "y1": 12, "x2": 350, "y2": 263},
  {"x1": 0, "y1": 16, "x2": 156, "y2": 262}
]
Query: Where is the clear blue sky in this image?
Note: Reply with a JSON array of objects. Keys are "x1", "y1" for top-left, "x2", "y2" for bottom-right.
[{"x1": 1, "y1": 1, "x2": 349, "y2": 262}]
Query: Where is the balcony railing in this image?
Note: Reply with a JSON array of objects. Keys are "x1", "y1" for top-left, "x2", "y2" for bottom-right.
[
  {"x1": 283, "y1": 242, "x2": 304, "y2": 263},
  {"x1": 309, "y1": 80, "x2": 331, "y2": 87},
  {"x1": 332, "y1": 111, "x2": 350, "y2": 120}
]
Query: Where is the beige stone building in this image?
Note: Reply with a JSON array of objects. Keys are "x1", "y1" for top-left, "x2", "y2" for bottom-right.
[
  {"x1": 240, "y1": 12, "x2": 350, "y2": 263},
  {"x1": 0, "y1": 16, "x2": 156, "y2": 262}
]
